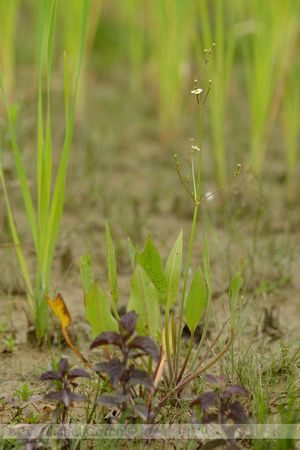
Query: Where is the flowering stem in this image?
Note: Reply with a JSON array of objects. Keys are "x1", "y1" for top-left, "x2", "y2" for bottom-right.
[{"x1": 176, "y1": 85, "x2": 203, "y2": 378}]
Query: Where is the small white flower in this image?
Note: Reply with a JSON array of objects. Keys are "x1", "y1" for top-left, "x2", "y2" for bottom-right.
[
  {"x1": 191, "y1": 88, "x2": 202, "y2": 95},
  {"x1": 191, "y1": 145, "x2": 200, "y2": 151},
  {"x1": 205, "y1": 191, "x2": 214, "y2": 201}
]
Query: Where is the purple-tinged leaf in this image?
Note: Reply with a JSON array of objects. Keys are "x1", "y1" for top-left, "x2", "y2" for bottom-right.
[
  {"x1": 71, "y1": 393, "x2": 87, "y2": 402},
  {"x1": 148, "y1": 411, "x2": 156, "y2": 424},
  {"x1": 60, "y1": 388, "x2": 73, "y2": 407},
  {"x1": 90, "y1": 331, "x2": 122, "y2": 349},
  {"x1": 227, "y1": 401, "x2": 250, "y2": 424},
  {"x1": 28, "y1": 395, "x2": 43, "y2": 403},
  {"x1": 127, "y1": 369, "x2": 153, "y2": 389},
  {"x1": 58, "y1": 357, "x2": 69, "y2": 375},
  {"x1": 127, "y1": 350, "x2": 141, "y2": 359},
  {"x1": 133, "y1": 405, "x2": 149, "y2": 421},
  {"x1": 201, "y1": 438, "x2": 227, "y2": 448},
  {"x1": 107, "y1": 358, "x2": 127, "y2": 386},
  {"x1": 128, "y1": 336, "x2": 159, "y2": 361},
  {"x1": 120, "y1": 311, "x2": 138, "y2": 336},
  {"x1": 191, "y1": 410, "x2": 201, "y2": 426},
  {"x1": 201, "y1": 413, "x2": 219, "y2": 424},
  {"x1": 43, "y1": 391, "x2": 63, "y2": 402},
  {"x1": 39, "y1": 370, "x2": 62, "y2": 381},
  {"x1": 218, "y1": 375, "x2": 226, "y2": 391},
  {"x1": 96, "y1": 394, "x2": 115, "y2": 406},
  {"x1": 0, "y1": 394, "x2": 19, "y2": 407},
  {"x1": 115, "y1": 391, "x2": 132, "y2": 403},
  {"x1": 52, "y1": 407, "x2": 62, "y2": 423},
  {"x1": 190, "y1": 391, "x2": 218, "y2": 411},
  {"x1": 92, "y1": 362, "x2": 110, "y2": 373},
  {"x1": 204, "y1": 374, "x2": 219, "y2": 387},
  {"x1": 97, "y1": 392, "x2": 132, "y2": 406},
  {"x1": 44, "y1": 389, "x2": 73, "y2": 407},
  {"x1": 67, "y1": 368, "x2": 90, "y2": 380},
  {"x1": 222, "y1": 385, "x2": 247, "y2": 398}
]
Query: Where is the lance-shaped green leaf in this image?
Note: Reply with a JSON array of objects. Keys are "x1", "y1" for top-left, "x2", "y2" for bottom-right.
[
  {"x1": 139, "y1": 235, "x2": 167, "y2": 303},
  {"x1": 85, "y1": 282, "x2": 118, "y2": 339},
  {"x1": 164, "y1": 230, "x2": 182, "y2": 311},
  {"x1": 203, "y1": 234, "x2": 212, "y2": 306},
  {"x1": 186, "y1": 267, "x2": 206, "y2": 333},
  {"x1": 127, "y1": 265, "x2": 161, "y2": 338},
  {"x1": 128, "y1": 236, "x2": 139, "y2": 270},
  {"x1": 105, "y1": 221, "x2": 119, "y2": 318},
  {"x1": 79, "y1": 253, "x2": 94, "y2": 301},
  {"x1": 230, "y1": 271, "x2": 242, "y2": 328}
]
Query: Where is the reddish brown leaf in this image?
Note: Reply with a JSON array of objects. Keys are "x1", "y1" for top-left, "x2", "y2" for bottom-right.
[
  {"x1": 128, "y1": 336, "x2": 159, "y2": 361},
  {"x1": 90, "y1": 331, "x2": 122, "y2": 350}
]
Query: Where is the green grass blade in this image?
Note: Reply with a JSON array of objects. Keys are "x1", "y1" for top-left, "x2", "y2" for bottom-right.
[
  {"x1": 230, "y1": 271, "x2": 243, "y2": 329},
  {"x1": 39, "y1": 0, "x2": 57, "y2": 261},
  {"x1": 0, "y1": 68, "x2": 38, "y2": 252},
  {"x1": 42, "y1": 0, "x2": 89, "y2": 279},
  {"x1": 43, "y1": 95, "x2": 76, "y2": 278},
  {"x1": 0, "y1": 0, "x2": 20, "y2": 100},
  {"x1": 0, "y1": 165, "x2": 34, "y2": 314},
  {"x1": 196, "y1": 0, "x2": 236, "y2": 185},
  {"x1": 76, "y1": 0, "x2": 89, "y2": 80},
  {"x1": 63, "y1": 49, "x2": 70, "y2": 128},
  {"x1": 105, "y1": 221, "x2": 119, "y2": 318},
  {"x1": 34, "y1": 0, "x2": 57, "y2": 339},
  {"x1": 46, "y1": 0, "x2": 57, "y2": 80},
  {"x1": 37, "y1": 0, "x2": 47, "y2": 255}
]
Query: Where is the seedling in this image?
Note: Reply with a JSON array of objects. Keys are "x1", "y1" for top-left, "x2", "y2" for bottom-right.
[
  {"x1": 0, "y1": 321, "x2": 8, "y2": 333},
  {"x1": 0, "y1": 391, "x2": 42, "y2": 424},
  {"x1": 91, "y1": 311, "x2": 159, "y2": 423},
  {"x1": 2, "y1": 334, "x2": 19, "y2": 352},
  {"x1": 39, "y1": 357, "x2": 90, "y2": 423},
  {"x1": 13, "y1": 381, "x2": 38, "y2": 402},
  {"x1": 191, "y1": 374, "x2": 249, "y2": 446}
]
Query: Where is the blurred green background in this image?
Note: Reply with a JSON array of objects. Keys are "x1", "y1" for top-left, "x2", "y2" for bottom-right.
[
  {"x1": 1, "y1": 0, "x2": 299, "y2": 191},
  {"x1": 0, "y1": 0, "x2": 299, "y2": 286}
]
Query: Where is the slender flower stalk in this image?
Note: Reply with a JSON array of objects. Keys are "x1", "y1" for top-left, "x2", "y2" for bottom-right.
[
  {"x1": 176, "y1": 77, "x2": 203, "y2": 377},
  {"x1": 174, "y1": 44, "x2": 240, "y2": 381}
]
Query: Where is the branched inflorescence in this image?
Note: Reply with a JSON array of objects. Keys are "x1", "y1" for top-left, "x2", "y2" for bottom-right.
[{"x1": 175, "y1": 44, "x2": 241, "y2": 206}]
